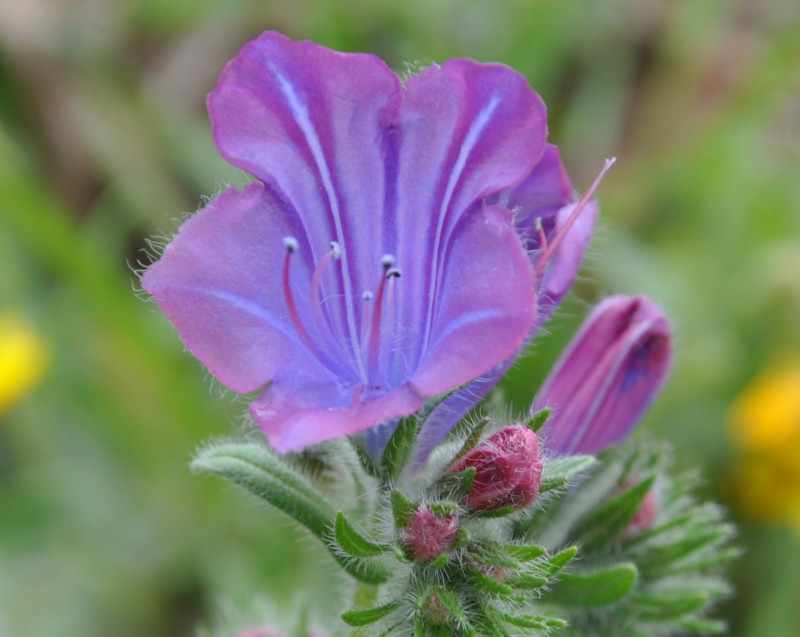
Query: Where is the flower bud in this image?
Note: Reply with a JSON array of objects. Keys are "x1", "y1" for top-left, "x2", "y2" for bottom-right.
[
  {"x1": 533, "y1": 295, "x2": 672, "y2": 456},
  {"x1": 400, "y1": 506, "x2": 459, "y2": 562},
  {"x1": 449, "y1": 426, "x2": 543, "y2": 511}
]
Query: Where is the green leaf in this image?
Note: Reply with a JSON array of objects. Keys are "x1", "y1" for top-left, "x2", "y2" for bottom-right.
[
  {"x1": 525, "y1": 407, "x2": 551, "y2": 433},
  {"x1": 192, "y1": 442, "x2": 332, "y2": 538},
  {"x1": 341, "y1": 601, "x2": 400, "y2": 627},
  {"x1": 540, "y1": 455, "x2": 596, "y2": 493},
  {"x1": 391, "y1": 489, "x2": 418, "y2": 529},
  {"x1": 334, "y1": 511, "x2": 387, "y2": 557},
  {"x1": 550, "y1": 562, "x2": 638, "y2": 607},
  {"x1": 381, "y1": 415, "x2": 420, "y2": 480},
  {"x1": 576, "y1": 475, "x2": 656, "y2": 551}
]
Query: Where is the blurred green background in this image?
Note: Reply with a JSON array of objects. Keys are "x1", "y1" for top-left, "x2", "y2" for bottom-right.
[{"x1": 1, "y1": 0, "x2": 799, "y2": 635}]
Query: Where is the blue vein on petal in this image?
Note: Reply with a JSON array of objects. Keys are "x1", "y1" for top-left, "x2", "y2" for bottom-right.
[
  {"x1": 421, "y1": 95, "x2": 502, "y2": 357},
  {"x1": 271, "y1": 62, "x2": 367, "y2": 383}
]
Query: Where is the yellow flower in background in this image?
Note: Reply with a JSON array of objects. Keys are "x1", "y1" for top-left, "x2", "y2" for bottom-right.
[
  {"x1": 727, "y1": 361, "x2": 800, "y2": 533},
  {"x1": 0, "y1": 312, "x2": 49, "y2": 416}
]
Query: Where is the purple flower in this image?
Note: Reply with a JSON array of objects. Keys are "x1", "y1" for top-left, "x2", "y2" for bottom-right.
[
  {"x1": 533, "y1": 295, "x2": 672, "y2": 456},
  {"x1": 142, "y1": 32, "x2": 570, "y2": 452}
]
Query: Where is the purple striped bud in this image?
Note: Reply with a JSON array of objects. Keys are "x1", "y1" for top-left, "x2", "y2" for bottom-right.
[
  {"x1": 450, "y1": 426, "x2": 543, "y2": 511},
  {"x1": 533, "y1": 295, "x2": 672, "y2": 455},
  {"x1": 400, "y1": 506, "x2": 459, "y2": 562}
]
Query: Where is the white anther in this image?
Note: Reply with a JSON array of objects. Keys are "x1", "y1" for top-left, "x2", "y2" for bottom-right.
[
  {"x1": 387, "y1": 268, "x2": 402, "y2": 278},
  {"x1": 330, "y1": 241, "x2": 341, "y2": 259},
  {"x1": 381, "y1": 254, "x2": 395, "y2": 269},
  {"x1": 362, "y1": 291, "x2": 374, "y2": 301},
  {"x1": 283, "y1": 236, "x2": 299, "y2": 252}
]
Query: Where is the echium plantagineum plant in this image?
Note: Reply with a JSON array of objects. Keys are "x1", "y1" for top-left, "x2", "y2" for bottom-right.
[{"x1": 142, "y1": 32, "x2": 737, "y2": 637}]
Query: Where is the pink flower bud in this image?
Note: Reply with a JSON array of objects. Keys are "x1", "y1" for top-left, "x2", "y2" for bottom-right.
[
  {"x1": 401, "y1": 506, "x2": 459, "y2": 562},
  {"x1": 533, "y1": 295, "x2": 672, "y2": 456},
  {"x1": 450, "y1": 426, "x2": 543, "y2": 511}
]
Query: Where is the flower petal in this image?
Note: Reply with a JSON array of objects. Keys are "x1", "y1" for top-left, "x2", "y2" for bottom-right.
[
  {"x1": 251, "y1": 380, "x2": 424, "y2": 453},
  {"x1": 209, "y1": 31, "x2": 403, "y2": 351},
  {"x1": 394, "y1": 60, "x2": 548, "y2": 370},
  {"x1": 410, "y1": 205, "x2": 536, "y2": 395},
  {"x1": 141, "y1": 183, "x2": 340, "y2": 393}
]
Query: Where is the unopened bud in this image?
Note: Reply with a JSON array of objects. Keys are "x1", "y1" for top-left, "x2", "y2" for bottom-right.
[
  {"x1": 400, "y1": 506, "x2": 459, "y2": 562},
  {"x1": 533, "y1": 295, "x2": 672, "y2": 456},
  {"x1": 449, "y1": 426, "x2": 543, "y2": 511}
]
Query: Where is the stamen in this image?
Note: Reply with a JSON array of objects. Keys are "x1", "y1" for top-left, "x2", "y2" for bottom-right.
[
  {"x1": 533, "y1": 157, "x2": 616, "y2": 279},
  {"x1": 360, "y1": 292, "x2": 373, "y2": 347},
  {"x1": 281, "y1": 237, "x2": 333, "y2": 366},
  {"x1": 366, "y1": 256, "x2": 396, "y2": 382},
  {"x1": 309, "y1": 241, "x2": 341, "y2": 338},
  {"x1": 384, "y1": 269, "x2": 400, "y2": 383}
]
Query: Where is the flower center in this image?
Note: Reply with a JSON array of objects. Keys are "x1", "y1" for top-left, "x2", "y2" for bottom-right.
[{"x1": 281, "y1": 238, "x2": 401, "y2": 390}]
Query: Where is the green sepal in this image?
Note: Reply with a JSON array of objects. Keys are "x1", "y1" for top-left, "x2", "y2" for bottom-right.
[
  {"x1": 545, "y1": 546, "x2": 578, "y2": 574},
  {"x1": 508, "y1": 572, "x2": 548, "y2": 590},
  {"x1": 638, "y1": 525, "x2": 734, "y2": 577},
  {"x1": 381, "y1": 415, "x2": 420, "y2": 481},
  {"x1": 412, "y1": 615, "x2": 427, "y2": 637},
  {"x1": 549, "y1": 562, "x2": 638, "y2": 607},
  {"x1": 191, "y1": 441, "x2": 332, "y2": 539},
  {"x1": 465, "y1": 565, "x2": 515, "y2": 596},
  {"x1": 504, "y1": 544, "x2": 546, "y2": 562},
  {"x1": 450, "y1": 416, "x2": 490, "y2": 464},
  {"x1": 434, "y1": 467, "x2": 476, "y2": 501},
  {"x1": 677, "y1": 617, "x2": 726, "y2": 634},
  {"x1": 497, "y1": 613, "x2": 567, "y2": 631},
  {"x1": 575, "y1": 474, "x2": 656, "y2": 551},
  {"x1": 472, "y1": 542, "x2": 522, "y2": 569},
  {"x1": 472, "y1": 607, "x2": 511, "y2": 637},
  {"x1": 321, "y1": 537, "x2": 392, "y2": 584},
  {"x1": 470, "y1": 505, "x2": 515, "y2": 519},
  {"x1": 429, "y1": 501, "x2": 460, "y2": 517},
  {"x1": 539, "y1": 454, "x2": 596, "y2": 494},
  {"x1": 334, "y1": 511, "x2": 387, "y2": 558},
  {"x1": 525, "y1": 407, "x2": 551, "y2": 433},
  {"x1": 391, "y1": 489, "x2": 418, "y2": 529},
  {"x1": 349, "y1": 436, "x2": 381, "y2": 479},
  {"x1": 430, "y1": 554, "x2": 449, "y2": 568},
  {"x1": 340, "y1": 600, "x2": 400, "y2": 627},
  {"x1": 630, "y1": 589, "x2": 710, "y2": 620}
]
